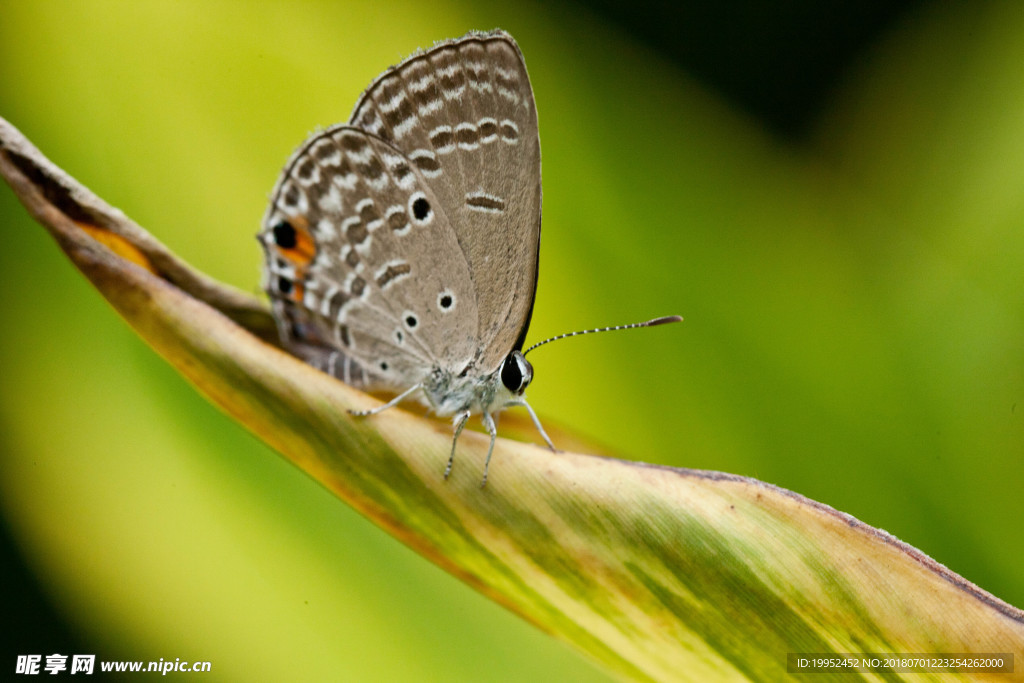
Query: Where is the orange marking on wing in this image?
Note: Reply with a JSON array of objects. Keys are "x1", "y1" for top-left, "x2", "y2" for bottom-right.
[{"x1": 277, "y1": 215, "x2": 317, "y2": 267}]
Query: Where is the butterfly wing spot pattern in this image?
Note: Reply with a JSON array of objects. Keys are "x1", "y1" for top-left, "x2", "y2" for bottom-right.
[{"x1": 258, "y1": 30, "x2": 681, "y2": 486}]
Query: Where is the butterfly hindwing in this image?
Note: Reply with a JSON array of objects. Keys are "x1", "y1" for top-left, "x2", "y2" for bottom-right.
[{"x1": 260, "y1": 126, "x2": 478, "y2": 392}]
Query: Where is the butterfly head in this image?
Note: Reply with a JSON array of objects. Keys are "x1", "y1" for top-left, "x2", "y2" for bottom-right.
[{"x1": 500, "y1": 350, "x2": 533, "y2": 396}]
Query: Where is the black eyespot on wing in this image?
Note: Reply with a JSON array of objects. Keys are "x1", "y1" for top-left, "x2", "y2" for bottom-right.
[
  {"x1": 277, "y1": 276, "x2": 293, "y2": 295},
  {"x1": 439, "y1": 294, "x2": 453, "y2": 309},
  {"x1": 405, "y1": 314, "x2": 418, "y2": 329},
  {"x1": 412, "y1": 197, "x2": 430, "y2": 221},
  {"x1": 272, "y1": 220, "x2": 297, "y2": 249}
]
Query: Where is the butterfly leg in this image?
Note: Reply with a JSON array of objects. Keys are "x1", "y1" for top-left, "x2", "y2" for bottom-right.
[
  {"x1": 444, "y1": 410, "x2": 471, "y2": 480},
  {"x1": 348, "y1": 383, "x2": 423, "y2": 417},
  {"x1": 515, "y1": 398, "x2": 558, "y2": 452},
  {"x1": 480, "y1": 411, "x2": 498, "y2": 488}
]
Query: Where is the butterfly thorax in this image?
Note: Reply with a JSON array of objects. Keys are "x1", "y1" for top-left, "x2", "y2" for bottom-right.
[{"x1": 422, "y1": 350, "x2": 533, "y2": 418}]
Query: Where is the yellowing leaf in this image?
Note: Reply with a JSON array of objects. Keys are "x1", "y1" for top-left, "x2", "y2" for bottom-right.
[{"x1": 3, "y1": 116, "x2": 1022, "y2": 681}]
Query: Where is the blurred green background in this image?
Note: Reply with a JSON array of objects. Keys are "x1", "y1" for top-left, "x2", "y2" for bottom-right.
[{"x1": 2, "y1": 1, "x2": 1022, "y2": 680}]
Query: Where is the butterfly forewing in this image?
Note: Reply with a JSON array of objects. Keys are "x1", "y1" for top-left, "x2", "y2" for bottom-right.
[{"x1": 349, "y1": 30, "x2": 541, "y2": 373}]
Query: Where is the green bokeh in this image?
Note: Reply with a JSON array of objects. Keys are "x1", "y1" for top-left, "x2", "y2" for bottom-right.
[{"x1": 1, "y1": 1, "x2": 1021, "y2": 680}]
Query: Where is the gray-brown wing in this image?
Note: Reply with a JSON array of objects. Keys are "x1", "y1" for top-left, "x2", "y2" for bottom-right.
[
  {"x1": 259, "y1": 125, "x2": 478, "y2": 392},
  {"x1": 348, "y1": 30, "x2": 541, "y2": 375}
]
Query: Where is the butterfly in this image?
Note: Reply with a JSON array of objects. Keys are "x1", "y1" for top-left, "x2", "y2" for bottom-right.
[{"x1": 258, "y1": 30, "x2": 680, "y2": 485}]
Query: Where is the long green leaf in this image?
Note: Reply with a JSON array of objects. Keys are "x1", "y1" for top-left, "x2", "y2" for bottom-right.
[{"x1": 2, "y1": 116, "x2": 1021, "y2": 681}]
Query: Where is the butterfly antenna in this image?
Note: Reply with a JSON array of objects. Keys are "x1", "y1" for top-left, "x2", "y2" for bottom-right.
[{"x1": 523, "y1": 315, "x2": 682, "y2": 356}]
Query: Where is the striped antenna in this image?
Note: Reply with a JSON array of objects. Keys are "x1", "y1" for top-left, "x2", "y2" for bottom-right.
[{"x1": 523, "y1": 315, "x2": 682, "y2": 356}]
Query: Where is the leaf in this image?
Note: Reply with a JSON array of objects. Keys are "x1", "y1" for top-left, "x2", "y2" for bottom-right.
[{"x1": 3, "y1": 115, "x2": 1022, "y2": 681}]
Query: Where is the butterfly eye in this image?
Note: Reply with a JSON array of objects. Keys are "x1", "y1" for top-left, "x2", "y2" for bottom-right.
[{"x1": 500, "y1": 351, "x2": 533, "y2": 394}]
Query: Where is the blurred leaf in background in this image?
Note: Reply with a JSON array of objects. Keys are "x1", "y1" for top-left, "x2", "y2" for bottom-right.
[{"x1": 1, "y1": 0, "x2": 1021, "y2": 680}]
